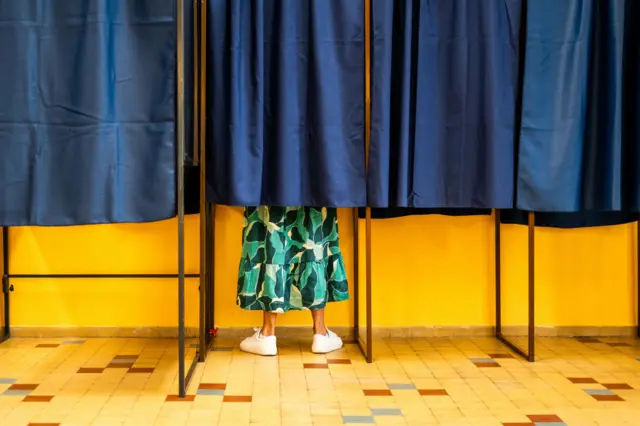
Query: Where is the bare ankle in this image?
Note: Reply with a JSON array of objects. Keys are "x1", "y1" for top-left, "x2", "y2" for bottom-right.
[
  {"x1": 313, "y1": 326, "x2": 327, "y2": 336},
  {"x1": 261, "y1": 327, "x2": 275, "y2": 337}
]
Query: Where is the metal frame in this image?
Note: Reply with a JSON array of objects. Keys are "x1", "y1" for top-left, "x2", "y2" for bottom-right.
[
  {"x1": 495, "y1": 210, "x2": 535, "y2": 362},
  {"x1": 0, "y1": 0, "x2": 209, "y2": 398},
  {"x1": 176, "y1": 0, "x2": 188, "y2": 396},
  {"x1": 494, "y1": 0, "x2": 534, "y2": 362},
  {"x1": 1, "y1": 227, "x2": 9, "y2": 343},
  {"x1": 352, "y1": 209, "x2": 373, "y2": 363},
  {"x1": 205, "y1": 203, "x2": 216, "y2": 344},
  {"x1": 197, "y1": 0, "x2": 210, "y2": 364},
  {"x1": 637, "y1": 220, "x2": 639, "y2": 339},
  {"x1": 351, "y1": 0, "x2": 373, "y2": 364},
  {"x1": 193, "y1": 2, "x2": 215, "y2": 350}
]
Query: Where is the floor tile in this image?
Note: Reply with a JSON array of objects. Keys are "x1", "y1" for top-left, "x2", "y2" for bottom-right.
[
  {"x1": 343, "y1": 415, "x2": 375, "y2": 423},
  {"x1": 363, "y1": 390, "x2": 393, "y2": 396},
  {"x1": 371, "y1": 408, "x2": 402, "y2": 416},
  {"x1": 387, "y1": 384, "x2": 415, "y2": 390},
  {"x1": 0, "y1": 336, "x2": 639, "y2": 425}
]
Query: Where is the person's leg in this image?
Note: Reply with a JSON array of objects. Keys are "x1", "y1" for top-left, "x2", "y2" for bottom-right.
[
  {"x1": 311, "y1": 309, "x2": 327, "y2": 336},
  {"x1": 237, "y1": 206, "x2": 282, "y2": 356},
  {"x1": 261, "y1": 311, "x2": 278, "y2": 336}
]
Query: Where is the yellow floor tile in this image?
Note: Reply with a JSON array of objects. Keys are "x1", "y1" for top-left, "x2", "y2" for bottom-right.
[{"x1": 0, "y1": 336, "x2": 639, "y2": 425}]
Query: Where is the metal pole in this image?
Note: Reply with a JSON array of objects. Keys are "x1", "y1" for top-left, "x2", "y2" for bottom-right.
[
  {"x1": 363, "y1": 0, "x2": 373, "y2": 363},
  {"x1": 352, "y1": 209, "x2": 360, "y2": 345},
  {"x1": 365, "y1": 207, "x2": 372, "y2": 363},
  {"x1": 5, "y1": 273, "x2": 198, "y2": 279},
  {"x1": 192, "y1": 0, "x2": 200, "y2": 165},
  {"x1": 636, "y1": 221, "x2": 640, "y2": 338},
  {"x1": 198, "y1": 0, "x2": 208, "y2": 363},
  {"x1": 495, "y1": 210, "x2": 502, "y2": 336},
  {"x1": 527, "y1": 211, "x2": 535, "y2": 361},
  {"x1": 209, "y1": 204, "x2": 216, "y2": 339},
  {"x1": 495, "y1": 210, "x2": 534, "y2": 362},
  {"x1": 176, "y1": 0, "x2": 187, "y2": 398},
  {"x1": 2, "y1": 227, "x2": 9, "y2": 341}
]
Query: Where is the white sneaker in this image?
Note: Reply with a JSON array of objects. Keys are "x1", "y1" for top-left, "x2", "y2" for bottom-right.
[
  {"x1": 239, "y1": 328, "x2": 277, "y2": 356},
  {"x1": 311, "y1": 329, "x2": 343, "y2": 354}
]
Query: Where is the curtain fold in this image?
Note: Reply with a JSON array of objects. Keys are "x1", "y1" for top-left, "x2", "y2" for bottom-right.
[
  {"x1": 516, "y1": 0, "x2": 640, "y2": 212},
  {"x1": 206, "y1": 0, "x2": 366, "y2": 207},
  {"x1": 0, "y1": 0, "x2": 177, "y2": 226},
  {"x1": 368, "y1": 0, "x2": 522, "y2": 209}
]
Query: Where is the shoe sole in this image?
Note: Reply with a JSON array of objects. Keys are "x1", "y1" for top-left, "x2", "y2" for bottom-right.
[
  {"x1": 239, "y1": 348, "x2": 278, "y2": 356},
  {"x1": 311, "y1": 344, "x2": 343, "y2": 354}
]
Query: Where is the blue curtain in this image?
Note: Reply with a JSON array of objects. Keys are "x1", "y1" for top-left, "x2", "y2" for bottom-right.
[
  {"x1": 368, "y1": 0, "x2": 522, "y2": 209},
  {"x1": 358, "y1": 208, "x2": 489, "y2": 219},
  {"x1": 516, "y1": 0, "x2": 640, "y2": 212},
  {"x1": 206, "y1": 0, "x2": 366, "y2": 207},
  {"x1": 500, "y1": 210, "x2": 639, "y2": 229},
  {"x1": 0, "y1": 0, "x2": 177, "y2": 226}
]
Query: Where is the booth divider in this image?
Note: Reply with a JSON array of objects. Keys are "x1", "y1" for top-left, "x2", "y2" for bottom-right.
[
  {"x1": 5, "y1": 0, "x2": 637, "y2": 392},
  {"x1": 495, "y1": 212, "x2": 640, "y2": 363},
  {"x1": 494, "y1": 210, "x2": 536, "y2": 362},
  {"x1": 0, "y1": 0, "x2": 213, "y2": 398}
]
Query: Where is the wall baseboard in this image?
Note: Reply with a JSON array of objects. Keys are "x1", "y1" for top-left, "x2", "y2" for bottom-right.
[
  {"x1": 9, "y1": 326, "x2": 200, "y2": 339},
  {"x1": 8, "y1": 325, "x2": 637, "y2": 339}
]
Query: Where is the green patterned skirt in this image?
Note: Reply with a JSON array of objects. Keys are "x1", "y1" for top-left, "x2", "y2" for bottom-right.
[{"x1": 237, "y1": 206, "x2": 349, "y2": 313}]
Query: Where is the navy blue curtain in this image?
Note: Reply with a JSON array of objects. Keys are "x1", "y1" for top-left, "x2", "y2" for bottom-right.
[
  {"x1": 368, "y1": 0, "x2": 522, "y2": 209},
  {"x1": 516, "y1": 0, "x2": 640, "y2": 212},
  {"x1": 358, "y1": 208, "x2": 489, "y2": 219},
  {"x1": 206, "y1": 0, "x2": 366, "y2": 207},
  {"x1": 0, "y1": 0, "x2": 177, "y2": 226},
  {"x1": 500, "y1": 210, "x2": 639, "y2": 229}
]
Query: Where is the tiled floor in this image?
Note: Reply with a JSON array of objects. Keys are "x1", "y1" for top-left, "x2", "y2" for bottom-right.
[{"x1": 0, "y1": 335, "x2": 639, "y2": 425}]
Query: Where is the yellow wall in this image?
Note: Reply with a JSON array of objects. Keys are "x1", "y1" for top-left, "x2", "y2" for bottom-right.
[{"x1": 6, "y1": 207, "x2": 638, "y2": 329}]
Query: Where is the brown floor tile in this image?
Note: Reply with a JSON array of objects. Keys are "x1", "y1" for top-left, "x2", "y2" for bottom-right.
[
  {"x1": 527, "y1": 415, "x2": 563, "y2": 422},
  {"x1": 114, "y1": 354, "x2": 139, "y2": 359},
  {"x1": 327, "y1": 359, "x2": 351, "y2": 364},
  {"x1": 303, "y1": 363, "x2": 328, "y2": 369},
  {"x1": 607, "y1": 342, "x2": 631, "y2": 347},
  {"x1": 9, "y1": 384, "x2": 39, "y2": 391},
  {"x1": 567, "y1": 377, "x2": 598, "y2": 384},
  {"x1": 77, "y1": 367, "x2": 104, "y2": 374},
  {"x1": 165, "y1": 395, "x2": 195, "y2": 402},
  {"x1": 502, "y1": 423, "x2": 534, "y2": 426},
  {"x1": 107, "y1": 363, "x2": 134, "y2": 368},
  {"x1": 418, "y1": 389, "x2": 448, "y2": 396},
  {"x1": 223, "y1": 395, "x2": 252, "y2": 402},
  {"x1": 602, "y1": 383, "x2": 633, "y2": 390},
  {"x1": 23, "y1": 395, "x2": 54, "y2": 402},
  {"x1": 199, "y1": 383, "x2": 226, "y2": 390},
  {"x1": 474, "y1": 362, "x2": 501, "y2": 368},
  {"x1": 128, "y1": 367, "x2": 155, "y2": 373},
  {"x1": 363, "y1": 389, "x2": 393, "y2": 396},
  {"x1": 592, "y1": 394, "x2": 625, "y2": 402}
]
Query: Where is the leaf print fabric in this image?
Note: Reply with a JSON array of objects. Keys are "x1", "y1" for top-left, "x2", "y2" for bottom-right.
[{"x1": 237, "y1": 206, "x2": 349, "y2": 312}]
